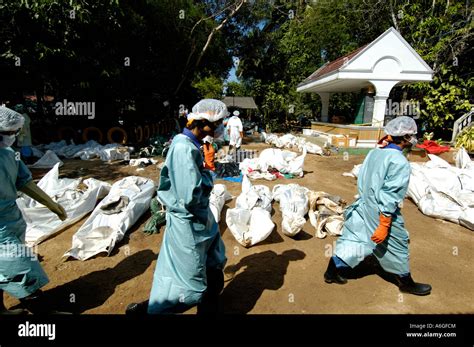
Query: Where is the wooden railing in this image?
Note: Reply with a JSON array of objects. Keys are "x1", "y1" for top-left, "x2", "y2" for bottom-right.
[{"x1": 451, "y1": 108, "x2": 473, "y2": 144}]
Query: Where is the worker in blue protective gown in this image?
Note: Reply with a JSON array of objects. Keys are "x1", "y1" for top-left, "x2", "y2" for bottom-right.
[
  {"x1": 13, "y1": 104, "x2": 33, "y2": 163},
  {"x1": 0, "y1": 107, "x2": 68, "y2": 314},
  {"x1": 126, "y1": 99, "x2": 228, "y2": 315},
  {"x1": 324, "y1": 116, "x2": 431, "y2": 296}
]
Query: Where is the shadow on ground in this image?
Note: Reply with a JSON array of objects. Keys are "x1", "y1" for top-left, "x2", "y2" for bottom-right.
[
  {"x1": 35, "y1": 249, "x2": 157, "y2": 313},
  {"x1": 220, "y1": 249, "x2": 305, "y2": 314}
]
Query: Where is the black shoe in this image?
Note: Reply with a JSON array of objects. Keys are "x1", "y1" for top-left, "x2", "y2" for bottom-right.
[
  {"x1": 19, "y1": 291, "x2": 72, "y2": 314},
  {"x1": 0, "y1": 290, "x2": 28, "y2": 315},
  {"x1": 125, "y1": 300, "x2": 149, "y2": 315},
  {"x1": 324, "y1": 258, "x2": 348, "y2": 285},
  {"x1": 396, "y1": 274, "x2": 431, "y2": 296},
  {"x1": 0, "y1": 307, "x2": 28, "y2": 315}
]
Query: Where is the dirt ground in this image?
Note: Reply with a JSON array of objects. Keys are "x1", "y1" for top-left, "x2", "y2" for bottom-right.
[{"x1": 5, "y1": 138, "x2": 474, "y2": 314}]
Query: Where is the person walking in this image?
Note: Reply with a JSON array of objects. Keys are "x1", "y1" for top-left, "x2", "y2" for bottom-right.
[
  {"x1": 324, "y1": 116, "x2": 431, "y2": 296},
  {"x1": 0, "y1": 106, "x2": 68, "y2": 314},
  {"x1": 227, "y1": 110, "x2": 243, "y2": 155},
  {"x1": 126, "y1": 99, "x2": 228, "y2": 314}
]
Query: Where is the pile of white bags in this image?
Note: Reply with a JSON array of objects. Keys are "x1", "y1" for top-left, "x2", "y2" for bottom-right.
[
  {"x1": 407, "y1": 149, "x2": 474, "y2": 230},
  {"x1": 34, "y1": 140, "x2": 132, "y2": 161},
  {"x1": 209, "y1": 184, "x2": 232, "y2": 223},
  {"x1": 240, "y1": 147, "x2": 307, "y2": 179},
  {"x1": 64, "y1": 176, "x2": 155, "y2": 260},
  {"x1": 272, "y1": 184, "x2": 310, "y2": 237},
  {"x1": 261, "y1": 132, "x2": 323, "y2": 155},
  {"x1": 17, "y1": 163, "x2": 111, "y2": 246},
  {"x1": 308, "y1": 191, "x2": 346, "y2": 238},
  {"x1": 226, "y1": 175, "x2": 274, "y2": 247}
]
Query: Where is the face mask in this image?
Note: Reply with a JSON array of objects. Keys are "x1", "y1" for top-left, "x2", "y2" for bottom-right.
[
  {"x1": 408, "y1": 135, "x2": 418, "y2": 147},
  {"x1": 203, "y1": 135, "x2": 214, "y2": 144},
  {"x1": 0, "y1": 134, "x2": 16, "y2": 147}
]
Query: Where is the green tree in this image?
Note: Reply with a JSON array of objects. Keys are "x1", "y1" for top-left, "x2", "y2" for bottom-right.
[
  {"x1": 192, "y1": 74, "x2": 224, "y2": 99},
  {"x1": 0, "y1": 0, "x2": 235, "y2": 122},
  {"x1": 395, "y1": 0, "x2": 473, "y2": 136},
  {"x1": 229, "y1": 0, "x2": 472, "y2": 136},
  {"x1": 225, "y1": 81, "x2": 248, "y2": 96}
]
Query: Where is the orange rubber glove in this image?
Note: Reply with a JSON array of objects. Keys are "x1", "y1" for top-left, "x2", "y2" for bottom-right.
[
  {"x1": 202, "y1": 143, "x2": 216, "y2": 171},
  {"x1": 371, "y1": 213, "x2": 392, "y2": 244}
]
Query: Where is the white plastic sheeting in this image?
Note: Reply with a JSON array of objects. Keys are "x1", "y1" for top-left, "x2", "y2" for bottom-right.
[
  {"x1": 226, "y1": 175, "x2": 274, "y2": 247},
  {"x1": 407, "y1": 149, "x2": 474, "y2": 230},
  {"x1": 247, "y1": 171, "x2": 277, "y2": 181},
  {"x1": 129, "y1": 158, "x2": 158, "y2": 166},
  {"x1": 455, "y1": 147, "x2": 474, "y2": 170},
  {"x1": 272, "y1": 184, "x2": 309, "y2": 237},
  {"x1": 17, "y1": 163, "x2": 111, "y2": 246},
  {"x1": 35, "y1": 140, "x2": 132, "y2": 161},
  {"x1": 28, "y1": 150, "x2": 64, "y2": 169},
  {"x1": 240, "y1": 147, "x2": 307, "y2": 178},
  {"x1": 308, "y1": 191, "x2": 346, "y2": 238},
  {"x1": 209, "y1": 184, "x2": 232, "y2": 223},
  {"x1": 261, "y1": 132, "x2": 323, "y2": 155},
  {"x1": 259, "y1": 147, "x2": 306, "y2": 176},
  {"x1": 31, "y1": 147, "x2": 45, "y2": 158},
  {"x1": 64, "y1": 176, "x2": 155, "y2": 260},
  {"x1": 239, "y1": 158, "x2": 262, "y2": 175}
]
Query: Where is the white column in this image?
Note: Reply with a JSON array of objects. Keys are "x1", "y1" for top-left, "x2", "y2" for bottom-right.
[
  {"x1": 372, "y1": 95, "x2": 389, "y2": 127},
  {"x1": 317, "y1": 92, "x2": 330, "y2": 122},
  {"x1": 369, "y1": 80, "x2": 399, "y2": 127}
]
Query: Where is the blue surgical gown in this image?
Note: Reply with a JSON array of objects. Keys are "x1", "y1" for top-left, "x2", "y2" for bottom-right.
[
  {"x1": 0, "y1": 147, "x2": 49, "y2": 298},
  {"x1": 335, "y1": 148, "x2": 411, "y2": 275},
  {"x1": 148, "y1": 134, "x2": 227, "y2": 313}
]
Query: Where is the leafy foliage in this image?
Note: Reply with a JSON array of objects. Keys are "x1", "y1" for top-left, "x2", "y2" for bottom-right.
[
  {"x1": 0, "y1": 0, "x2": 234, "y2": 122},
  {"x1": 455, "y1": 126, "x2": 474, "y2": 152},
  {"x1": 229, "y1": 0, "x2": 472, "y2": 136},
  {"x1": 0, "y1": 0, "x2": 471, "y2": 139},
  {"x1": 192, "y1": 74, "x2": 224, "y2": 99},
  {"x1": 396, "y1": 0, "x2": 473, "y2": 134}
]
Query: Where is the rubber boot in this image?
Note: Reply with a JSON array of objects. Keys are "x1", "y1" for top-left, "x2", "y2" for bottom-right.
[
  {"x1": 395, "y1": 274, "x2": 431, "y2": 296},
  {"x1": 125, "y1": 300, "x2": 149, "y2": 315},
  {"x1": 0, "y1": 290, "x2": 28, "y2": 315},
  {"x1": 197, "y1": 268, "x2": 224, "y2": 316},
  {"x1": 20, "y1": 290, "x2": 72, "y2": 314},
  {"x1": 324, "y1": 258, "x2": 348, "y2": 285}
]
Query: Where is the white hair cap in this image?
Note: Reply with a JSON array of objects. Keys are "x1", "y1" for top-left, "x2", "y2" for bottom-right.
[
  {"x1": 187, "y1": 99, "x2": 229, "y2": 123},
  {"x1": 384, "y1": 116, "x2": 417, "y2": 136},
  {"x1": 0, "y1": 106, "x2": 24, "y2": 132},
  {"x1": 233, "y1": 110, "x2": 240, "y2": 116}
]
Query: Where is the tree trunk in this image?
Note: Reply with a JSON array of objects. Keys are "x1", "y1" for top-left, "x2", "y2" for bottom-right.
[{"x1": 173, "y1": 0, "x2": 245, "y2": 97}]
